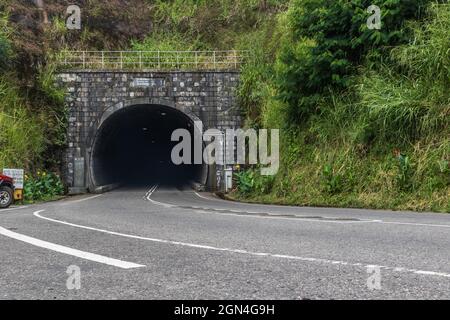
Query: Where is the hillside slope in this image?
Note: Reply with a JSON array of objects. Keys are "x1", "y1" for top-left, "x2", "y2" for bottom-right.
[{"x1": 0, "y1": 0, "x2": 448, "y2": 211}]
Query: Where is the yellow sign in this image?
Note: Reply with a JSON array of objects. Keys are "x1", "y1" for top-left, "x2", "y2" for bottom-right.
[{"x1": 14, "y1": 189, "x2": 23, "y2": 201}]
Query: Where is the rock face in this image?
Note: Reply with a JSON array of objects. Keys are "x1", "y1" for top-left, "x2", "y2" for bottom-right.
[{"x1": 57, "y1": 70, "x2": 242, "y2": 192}]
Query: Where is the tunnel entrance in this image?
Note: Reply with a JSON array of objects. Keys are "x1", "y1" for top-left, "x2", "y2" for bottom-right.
[{"x1": 90, "y1": 104, "x2": 206, "y2": 188}]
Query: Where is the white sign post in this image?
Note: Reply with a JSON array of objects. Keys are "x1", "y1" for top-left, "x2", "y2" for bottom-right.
[{"x1": 2, "y1": 169, "x2": 24, "y2": 189}]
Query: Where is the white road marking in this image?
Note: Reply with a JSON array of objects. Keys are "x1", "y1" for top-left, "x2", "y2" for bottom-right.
[
  {"x1": 0, "y1": 206, "x2": 29, "y2": 212},
  {"x1": 145, "y1": 184, "x2": 174, "y2": 208},
  {"x1": 1, "y1": 210, "x2": 144, "y2": 269},
  {"x1": 194, "y1": 191, "x2": 217, "y2": 201},
  {"x1": 374, "y1": 220, "x2": 450, "y2": 228},
  {"x1": 33, "y1": 209, "x2": 450, "y2": 278},
  {"x1": 0, "y1": 194, "x2": 103, "y2": 213},
  {"x1": 63, "y1": 194, "x2": 104, "y2": 204}
]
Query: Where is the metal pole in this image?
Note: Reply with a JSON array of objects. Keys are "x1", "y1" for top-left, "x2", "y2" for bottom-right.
[
  {"x1": 213, "y1": 51, "x2": 216, "y2": 69},
  {"x1": 101, "y1": 51, "x2": 105, "y2": 69},
  {"x1": 158, "y1": 51, "x2": 160, "y2": 69},
  {"x1": 82, "y1": 51, "x2": 86, "y2": 69},
  {"x1": 120, "y1": 51, "x2": 123, "y2": 69}
]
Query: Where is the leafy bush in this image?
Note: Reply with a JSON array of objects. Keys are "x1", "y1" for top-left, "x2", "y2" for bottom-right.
[
  {"x1": 276, "y1": 0, "x2": 434, "y2": 123},
  {"x1": 23, "y1": 171, "x2": 64, "y2": 202},
  {"x1": 234, "y1": 170, "x2": 255, "y2": 195},
  {"x1": 394, "y1": 152, "x2": 414, "y2": 191},
  {"x1": 235, "y1": 168, "x2": 275, "y2": 196},
  {"x1": 322, "y1": 164, "x2": 345, "y2": 194},
  {"x1": 437, "y1": 160, "x2": 449, "y2": 185}
]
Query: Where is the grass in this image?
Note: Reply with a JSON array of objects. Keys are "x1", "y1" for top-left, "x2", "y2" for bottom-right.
[
  {"x1": 2, "y1": 0, "x2": 448, "y2": 212},
  {"x1": 0, "y1": 76, "x2": 45, "y2": 170}
]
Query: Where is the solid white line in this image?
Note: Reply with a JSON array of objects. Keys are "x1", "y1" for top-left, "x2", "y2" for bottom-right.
[
  {"x1": 194, "y1": 191, "x2": 217, "y2": 201},
  {"x1": 64, "y1": 194, "x2": 104, "y2": 204},
  {"x1": 1, "y1": 210, "x2": 145, "y2": 269},
  {"x1": 374, "y1": 220, "x2": 450, "y2": 228},
  {"x1": 0, "y1": 194, "x2": 104, "y2": 213},
  {"x1": 0, "y1": 206, "x2": 29, "y2": 212},
  {"x1": 34, "y1": 209, "x2": 450, "y2": 278},
  {"x1": 146, "y1": 184, "x2": 174, "y2": 208}
]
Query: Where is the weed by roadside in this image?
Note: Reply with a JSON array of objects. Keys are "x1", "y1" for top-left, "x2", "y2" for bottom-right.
[{"x1": 23, "y1": 171, "x2": 64, "y2": 203}]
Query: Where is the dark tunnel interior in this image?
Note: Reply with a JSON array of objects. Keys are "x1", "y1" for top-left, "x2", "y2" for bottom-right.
[{"x1": 91, "y1": 104, "x2": 205, "y2": 188}]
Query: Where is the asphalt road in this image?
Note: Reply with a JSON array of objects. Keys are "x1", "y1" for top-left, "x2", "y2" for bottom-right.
[{"x1": 0, "y1": 185, "x2": 449, "y2": 299}]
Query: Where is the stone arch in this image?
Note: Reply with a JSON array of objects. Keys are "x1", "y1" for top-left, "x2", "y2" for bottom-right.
[{"x1": 87, "y1": 98, "x2": 207, "y2": 191}]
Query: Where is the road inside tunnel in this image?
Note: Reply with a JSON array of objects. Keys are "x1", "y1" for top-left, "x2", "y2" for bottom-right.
[{"x1": 91, "y1": 104, "x2": 205, "y2": 188}]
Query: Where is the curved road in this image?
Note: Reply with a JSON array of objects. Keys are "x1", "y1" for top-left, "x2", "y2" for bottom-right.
[{"x1": 0, "y1": 185, "x2": 449, "y2": 299}]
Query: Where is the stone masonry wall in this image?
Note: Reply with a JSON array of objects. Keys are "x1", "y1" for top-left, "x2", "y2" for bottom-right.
[{"x1": 57, "y1": 70, "x2": 241, "y2": 190}]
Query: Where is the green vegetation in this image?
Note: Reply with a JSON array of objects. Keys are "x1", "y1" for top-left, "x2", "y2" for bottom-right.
[
  {"x1": 1, "y1": 1, "x2": 448, "y2": 211},
  {"x1": 233, "y1": 2, "x2": 449, "y2": 212},
  {"x1": 276, "y1": 0, "x2": 434, "y2": 121},
  {"x1": 0, "y1": 10, "x2": 11, "y2": 70},
  {"x1": 23, "y1": 171, "x2": 64, "y2": 203},
  {"x1": 0, "y1": 77, "x2": 45, "y2": 169},
  {"x1": 0, "y1": 6, "x2": 66, "y2": 197}
]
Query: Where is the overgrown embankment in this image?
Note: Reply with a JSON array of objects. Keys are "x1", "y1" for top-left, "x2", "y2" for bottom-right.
[
  {"x1": 232, "y1": 1, "x2": 449, "y2": 212},
  {"x1": 1, "y1": 1, "x2": 448, "y2": 211}
]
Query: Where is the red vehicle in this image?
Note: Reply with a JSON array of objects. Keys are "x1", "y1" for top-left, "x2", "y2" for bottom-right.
[{"x1": 0, "y1": 174, "x2": 14, "y2": 209}]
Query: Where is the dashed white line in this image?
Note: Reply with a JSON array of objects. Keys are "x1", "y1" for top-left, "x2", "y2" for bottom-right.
[{"x1": 0, "y1": 211, "x2": 145, "y2": 269}]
